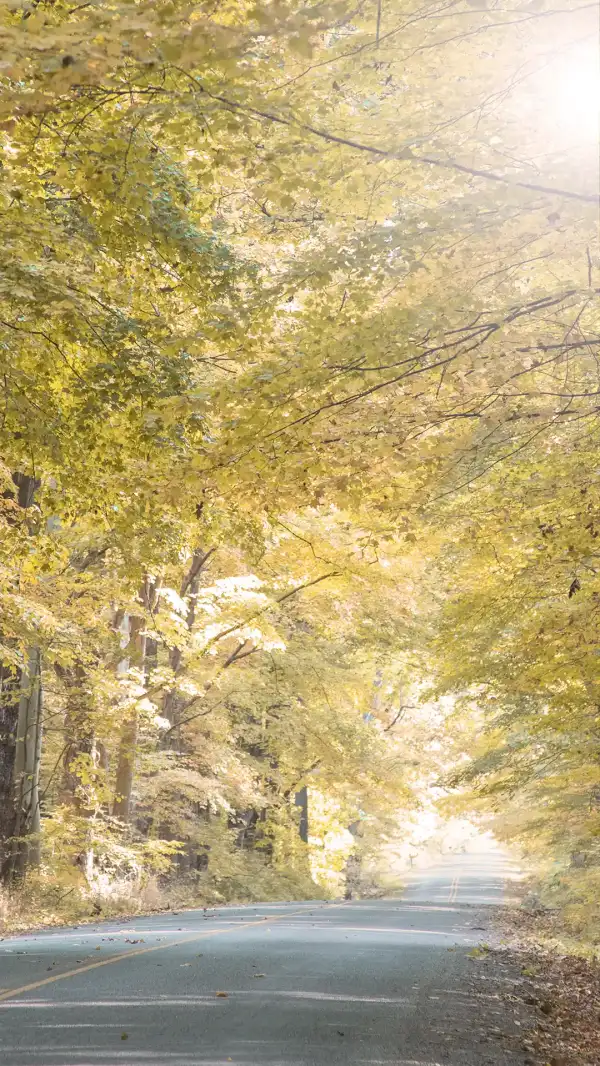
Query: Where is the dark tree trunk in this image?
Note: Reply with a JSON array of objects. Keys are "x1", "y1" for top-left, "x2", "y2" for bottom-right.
[
  {"x1": 5, "y1": 648, "x2": 44, "y2": 881},
  {"x1": 12, "y1": 471, "x2": 40, "y2": 509},
  {"x1": 0, "y1": 472, "x2": 42, "y2": 883},
  {"x1": 295, "y1": 786, "x2": 309, "y2": 843},
  {"x1": 0, "y1": 664, "x2": 20, "y2": 877}
]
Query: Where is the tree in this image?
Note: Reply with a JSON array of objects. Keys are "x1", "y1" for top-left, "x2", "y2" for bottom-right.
[{"x1": 0, "y1": 0, "x2": 597, "y2": 921}]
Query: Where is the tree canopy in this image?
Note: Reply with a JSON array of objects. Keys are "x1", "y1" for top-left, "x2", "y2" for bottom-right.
[{"x1": 0, "y1": 0, "x2": 598, "y2": 927}]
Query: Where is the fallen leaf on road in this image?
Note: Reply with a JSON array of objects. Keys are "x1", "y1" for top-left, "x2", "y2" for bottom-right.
[
  {"x1": 216, "y1": 991, "x2": 228, "y2": 998},
  {"x1": 121, "y1": 1033, "x2": 128, "y2": 1041},
  {"x1": 253, "y1": 973, "x2": 266, "y2": 978},
  {"x1": 468, "y1": 946, "x2": 488, "y2": 959}
]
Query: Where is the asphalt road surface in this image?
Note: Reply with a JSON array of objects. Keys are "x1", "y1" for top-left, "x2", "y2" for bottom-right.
[{"x1": 0, "y1": 850, "x2": 527, "y2": 1066}]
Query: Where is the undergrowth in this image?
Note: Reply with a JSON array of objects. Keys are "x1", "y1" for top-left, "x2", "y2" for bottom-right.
[{"x1": 0, "y1": 859, "x2": 322, "y2": 936}]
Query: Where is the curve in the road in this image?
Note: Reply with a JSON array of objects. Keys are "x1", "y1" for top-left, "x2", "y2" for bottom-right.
[{"x1": 0, "y1": 850, "x2": 529, "y2": 1066}]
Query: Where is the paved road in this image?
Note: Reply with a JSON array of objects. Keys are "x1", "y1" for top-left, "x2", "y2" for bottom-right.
[{"x1": 0, "y1": 850, "x2": 526, "y2": 1066}]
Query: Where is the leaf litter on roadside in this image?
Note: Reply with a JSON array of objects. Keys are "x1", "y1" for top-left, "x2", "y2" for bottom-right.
[{"x1": 492, "y1": 908, "x2": 600, "y2": 1066}]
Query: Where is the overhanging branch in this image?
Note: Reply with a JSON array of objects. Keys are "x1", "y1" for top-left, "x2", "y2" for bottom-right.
[{"x1": 186, "y1": 77, "x2": 599, "y2": 205}]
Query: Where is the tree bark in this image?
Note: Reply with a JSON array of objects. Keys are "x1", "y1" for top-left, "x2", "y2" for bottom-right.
[
  {"x1": 0, "y1": 664, "x2": 20, "y2": 876},
  {"x1": 0, "y1": 472, "x2": 42, "y2": 883},
  {"x1": 5, "y1": 648, "x2": 43, "y2": 880},
  {"x1": 113, "y1": 615, "x2": 146, "y2": 822},
  {"x1": 57, "y1": 666, "x2": 102, "y2": 878},
  {"x1": 162, "y1": 547, "x2": 214, "y2": 745},
  {"x1": 294, "y1": 785, "x2": 309, "y2": 843}
]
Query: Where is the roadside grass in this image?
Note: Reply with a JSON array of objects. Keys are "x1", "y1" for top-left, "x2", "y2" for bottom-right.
[{"x1": 0, "y1": 863, "x2": 322, "y2": 936}]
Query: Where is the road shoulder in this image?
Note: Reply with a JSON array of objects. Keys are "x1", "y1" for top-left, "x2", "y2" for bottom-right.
[{"x1": 479, "y1": 906, "x2": 600, "y2": 1066}]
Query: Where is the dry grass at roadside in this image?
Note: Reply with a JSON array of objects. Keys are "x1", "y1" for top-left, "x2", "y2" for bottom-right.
[
  {"x1": 0, "y1": 876, "x2": 202, "y2": 936},
  {"x1": 0, "y1": 866, "x2": 320, "y2": 937}
]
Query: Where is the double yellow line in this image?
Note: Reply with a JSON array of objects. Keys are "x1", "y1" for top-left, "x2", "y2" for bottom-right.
[{"x1": 448, "y1": 876, "x2": 460, "y2": 903}]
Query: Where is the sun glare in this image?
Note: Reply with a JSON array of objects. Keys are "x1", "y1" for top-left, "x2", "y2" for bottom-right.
[{"x1": 541, "y1": 40, "x2": 600, "y2": 140}]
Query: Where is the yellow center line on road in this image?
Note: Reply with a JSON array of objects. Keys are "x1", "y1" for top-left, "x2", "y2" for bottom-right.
[
  {"x1": 448, "y1": 876, "x2": 460, "y2": 903},
  {"x1": 0, "y1": 907, "x2": 318, "y2": 1005}
]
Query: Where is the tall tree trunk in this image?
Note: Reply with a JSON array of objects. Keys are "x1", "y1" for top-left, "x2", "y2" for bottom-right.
[
  {"x1": 0, "y1": 664, "x2": 20, "y2": 877},
  {"x1": 294, "y1": 785, "x2": 309, "y2": 843},
  {"x1": 113, "y1": 615, "x2": 147, "y2": 822},
  {"x1": 56, "y1": 664, "x2": 103, "y2": 879},
  {"x1": 158, "y1": 549, "x2": 213, "y2": 869},
  {"x1": 112, "y1": 574, "x2": 161, "y2": 822},
  {"x1": 5, "y1": 648, "x2": 43, "y2": 880},
  {"x1": 162, "y1": 547, "x2": 214, "y2": 746},
  {"x1": 1, "y1": 472, "x2": 42, "y2": 883}
]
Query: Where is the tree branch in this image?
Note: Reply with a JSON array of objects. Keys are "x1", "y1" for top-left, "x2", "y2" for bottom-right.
[{"x1": 187, "y1": 79, "x2": 599, "y2": 204}]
